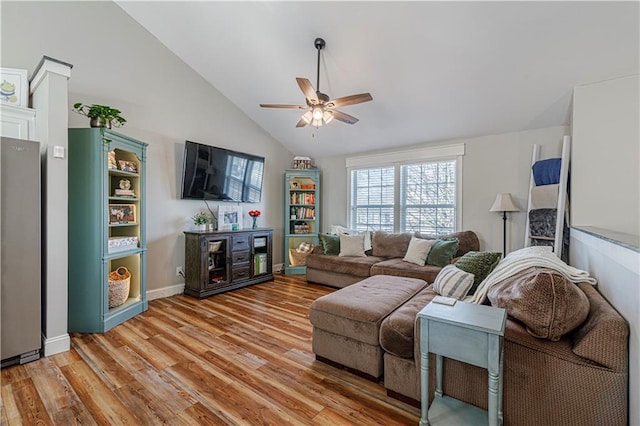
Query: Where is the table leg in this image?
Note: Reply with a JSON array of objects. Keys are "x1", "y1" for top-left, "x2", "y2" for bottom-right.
[
  {"x1": 420, "y1": 350, "x2": 430, "y2": 426},
  {"x1": 435, "y1": 354, "x2": 443, "y2": 397},
  {"x1": 488, "y1": 334, "x2": 500, "y2": 426},
  {"x1": 499, "y1": 339, "x2": 504, "y2": 425}
]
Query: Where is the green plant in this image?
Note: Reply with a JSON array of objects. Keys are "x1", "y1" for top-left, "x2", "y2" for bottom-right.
[
  {"x1": 192, "y1": 211, "x2": 209, "y2": 226},
  {"x1": 73, "y1": 103, "x2": 127, "y2": 128}
]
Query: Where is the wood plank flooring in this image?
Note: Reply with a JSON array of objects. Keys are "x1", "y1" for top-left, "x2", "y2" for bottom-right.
[{"x1": 1, "y1": 274, "x2": 420, "y2": 425}]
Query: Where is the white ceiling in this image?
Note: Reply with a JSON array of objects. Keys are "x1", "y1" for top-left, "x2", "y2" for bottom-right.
[{"x1": 117, "y1": 1, "x2": 638, "y2": 159}]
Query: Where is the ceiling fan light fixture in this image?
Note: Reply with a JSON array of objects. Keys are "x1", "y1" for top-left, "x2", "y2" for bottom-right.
[
  {"x1": 312, "y1": 106, "x2": 324, "y2": 121},
  {"x1": 323, "y1": 110, "x2": 334, "y2": 124},
  {"x1": 301, "y1": 110, "x2": 313, "y2": 124}
]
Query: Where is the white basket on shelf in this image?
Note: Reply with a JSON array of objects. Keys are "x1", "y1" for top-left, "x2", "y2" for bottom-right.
[{"x1": 108, "y1": 266, "x2": 131, "y2": 308}]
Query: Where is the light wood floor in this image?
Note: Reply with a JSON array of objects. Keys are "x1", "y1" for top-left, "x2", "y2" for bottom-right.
[{"x1": 1, "y1": 274, "x2": 420, "y2": 425}]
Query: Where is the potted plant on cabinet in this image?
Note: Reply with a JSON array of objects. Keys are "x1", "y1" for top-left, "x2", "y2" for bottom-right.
[
  {"x1": 72, "y1": 103, "x2": 127, "y2": 129},
  {"x1": 192, "y1": 211, "x2": 209, "y2": 231}
]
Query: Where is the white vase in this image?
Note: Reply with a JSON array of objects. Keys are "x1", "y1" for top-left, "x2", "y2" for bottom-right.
[{"x1": 197, "y1": 224, "x2": 207, "y2": 231}]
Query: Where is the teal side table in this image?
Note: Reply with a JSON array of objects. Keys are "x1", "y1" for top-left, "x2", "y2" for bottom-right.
[{"x1": 418, "y1": 300, "x2": 507, "y2": 426}]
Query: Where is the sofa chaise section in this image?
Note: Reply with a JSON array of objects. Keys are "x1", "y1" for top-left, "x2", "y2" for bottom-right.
[{"x1": 309, "y1": 275, "x2": 428, "y2": 378}]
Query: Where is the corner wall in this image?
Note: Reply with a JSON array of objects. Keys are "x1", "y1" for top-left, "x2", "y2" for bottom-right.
[
  {"x1": 572, "y1": 75, "x2": 640, "y2": 236},
  {"x1": 570, "y1": 74, "x2": 640, "y2": 426}
]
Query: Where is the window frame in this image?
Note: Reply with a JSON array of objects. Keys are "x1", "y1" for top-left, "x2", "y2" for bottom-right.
[{"x1": 346, "y1": 144, "x2": 464, "y2": 234}]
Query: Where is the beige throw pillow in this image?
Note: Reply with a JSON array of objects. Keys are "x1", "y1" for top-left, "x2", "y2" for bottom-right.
[
  {"x1": 403, "y1": 236, "x2": 434, "y2": 266},
  {"x1": 339, "y1": 234, "x2": 366, "y2": 257}
]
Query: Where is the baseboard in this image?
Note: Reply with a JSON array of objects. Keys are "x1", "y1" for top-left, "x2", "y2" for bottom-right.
[
  {"x1": 274, "y1": 263, "x2": 284, "y2": 273},
  {"x1": 147, "y1": 283, "x2": 185, "y2": 301},
  {"x1": 42, "y1": 332, "x2": 70, "y2": 357}
]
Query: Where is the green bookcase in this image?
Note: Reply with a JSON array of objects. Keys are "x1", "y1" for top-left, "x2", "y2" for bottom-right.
[
  {"x1": 284, "y1": 169, "x2": 320, "y2": 274},
  {"x1": 68, "y1": 128, "x2": 147, "y2": 332}
]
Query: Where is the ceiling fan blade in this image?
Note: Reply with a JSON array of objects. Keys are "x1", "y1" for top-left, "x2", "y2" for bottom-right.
[
  {"x1": 328, "y1": 109, "x2": 359, "y2": 125},
  {"x1": 296, "y1": 78, "x2": 319, "y2": 104},
  {"x1": 326, "y1": 93, "x2": 373, "y2": 108},
  {"x1": 259, "y1": 103, "x2": 307, "y2": 109}
]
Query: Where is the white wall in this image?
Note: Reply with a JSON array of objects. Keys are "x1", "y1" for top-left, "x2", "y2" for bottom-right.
[
  {"x1": 1, "y1": 2, "x2": 293, "y2": 295},
  {"x1": 570, "y1": 75, "x2": 640, "y2": 426},
  {"x1": 572, "y1": 75, "x2": 640, "y2": 236},
  {"x1": 316, "y1": 126, "x2": 567, "y2": 253},
  {"x1": 570, "y1": 229, "x2": 639, "y2": 426}
]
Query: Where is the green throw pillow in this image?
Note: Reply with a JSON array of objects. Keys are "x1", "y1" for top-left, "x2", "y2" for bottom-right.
[
  {"x1": 319, "y1": 233, "x2": 340, "y2": 255},
  {"x1": 426, "y1": 238, "x2": 460, "y2": 267},
  {"x1": 455, "y1": 251, "x2": 502, "y2": 295}
]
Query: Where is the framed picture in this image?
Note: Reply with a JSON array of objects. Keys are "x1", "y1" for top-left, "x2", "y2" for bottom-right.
[
  {"x1": 118, "y1": 160, "x2": 138, "y2": 173},
  {"x1": 0, "y1": 68, "x2": 29, "y2": 107},
  {"x1": 109, "y1": 204, "x2": 136, "y2": 224},
  {"x1": 218, "y1": 205, "x2": 242, "y2": 231}
]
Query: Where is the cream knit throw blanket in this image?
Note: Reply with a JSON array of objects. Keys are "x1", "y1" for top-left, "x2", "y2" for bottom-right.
[{"x1": 467, "y1": 246, "x2": 597, "y2": 304}]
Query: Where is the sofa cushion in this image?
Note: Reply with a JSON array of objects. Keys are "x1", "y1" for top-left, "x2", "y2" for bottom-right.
[
  {"x1": 426, "y1": 238, "x2": 460, "y2": 267},
  {"x1": 372, "y1": 231, "x2": 413, "y2": 258},
  {"x1": 433, "y1": 265, "x2": 474, "y2": 300},
  {"x1": 403, "y1": 236, "x2": 435, "y2": 266},
  {"x1": 455, "y1": 251, "x2": 502, "y2": 295},
  {"x1": 380, "y1": 285, "x2": 438, "y2": 358},
  {"x1": 318, "y1": 233, "x2": 340, "y2": 255},
  {"x1": 339, "y1": 234, "x2": 366, "y2": 257},
  {"x1": 487, "y1": 267, "x2": 590, "y2": 341},
  {"x1": 309, "y1": 275, "x2": 428, "y2": 345},
  {"x1": 370, "y1": 258, "x2": 442, "y2": 283},
  {"x1": 415, "y1": 230, "x2": 480, "y2": 258},
  {"x1": 306, "y1": 253, "x2": 384, "y2": 277}
]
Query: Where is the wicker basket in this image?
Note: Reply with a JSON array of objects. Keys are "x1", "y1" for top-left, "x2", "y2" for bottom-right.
[
  {"x1": 289, "y1": 246, "x2": 314, "y2": 266},
  {"x1": 108, "y1": 266, "x2": 131, "y2": 308}
]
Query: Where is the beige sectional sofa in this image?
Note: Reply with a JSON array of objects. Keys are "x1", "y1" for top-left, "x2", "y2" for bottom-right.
[{"x1": 306, "y1": 230, "x2": 480, "y2": 288}]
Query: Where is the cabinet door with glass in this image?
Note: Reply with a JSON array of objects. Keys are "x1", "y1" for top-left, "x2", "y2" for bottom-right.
[{"x1": 284, "y1": 169, "x2": 320, "y2": 274}]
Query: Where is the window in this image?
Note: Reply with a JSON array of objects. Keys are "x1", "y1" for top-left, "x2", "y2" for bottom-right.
[
  {"x1": 351, "y1": 167, "x2": 395, "y2": 232},
  {"x1": 347, "y1": 145, "x2": 463, "y2": 236},
  {"x1": 400, "y1": 160, "x2": 456, "y2": 235}
]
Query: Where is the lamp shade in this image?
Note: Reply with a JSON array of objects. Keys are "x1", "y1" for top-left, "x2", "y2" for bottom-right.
[{"x1": 490, "y1": 193, "x2": 520, "y2": 212}]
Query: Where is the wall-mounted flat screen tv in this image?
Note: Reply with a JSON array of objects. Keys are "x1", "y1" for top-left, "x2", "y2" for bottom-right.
[{"x1": 180, "y1": 140, "x2": 264, "y2": 202}]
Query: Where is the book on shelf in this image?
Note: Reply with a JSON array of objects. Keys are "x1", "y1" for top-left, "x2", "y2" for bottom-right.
[
  {"x1": 114, "y1": 189, "x2": 136, "y2": 197},
  {"x1": 291, "y1": 206, "x2": 315, "y2": 219},
  {"x1": 290, "y1": 192, "x2": 315, "y2": 204}
]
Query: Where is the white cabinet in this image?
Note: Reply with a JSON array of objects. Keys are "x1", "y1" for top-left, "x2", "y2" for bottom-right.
[{"x1": 0, "y1": 104, "x2": 36, "y2": 140}]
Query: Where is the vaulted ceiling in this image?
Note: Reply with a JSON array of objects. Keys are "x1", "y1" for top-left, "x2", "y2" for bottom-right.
[{"x1": 117, "y1": 1, "x2": 638, "y2": 158}]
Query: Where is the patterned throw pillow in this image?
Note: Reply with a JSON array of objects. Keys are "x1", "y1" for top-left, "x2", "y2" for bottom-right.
[
  {"x1": 433, "y1": 265, "x2": 475, "y2": 300},
  {"x1": 318, "y1": 233, "x2": 340, "y2": 255},
  {"x1": 426, "y1": 238, "x2": 460, "y2": 267},
  {"x1": 455, "y1": 251, "x2": 502, "y2": 295}
]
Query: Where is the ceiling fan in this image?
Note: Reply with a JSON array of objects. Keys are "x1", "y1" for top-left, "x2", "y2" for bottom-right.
[{"x1": 260, "y1": 38, "x2": 373, "y2": 128}]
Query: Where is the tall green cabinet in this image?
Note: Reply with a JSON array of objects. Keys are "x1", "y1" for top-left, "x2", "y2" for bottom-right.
[
  {"x1": 68, "y1": 128, "x2": 148, "y2": 332},
  {"x1": 284, "y1": 169, "x2": 320, "y2": 274}
]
